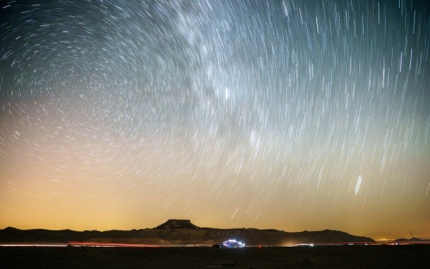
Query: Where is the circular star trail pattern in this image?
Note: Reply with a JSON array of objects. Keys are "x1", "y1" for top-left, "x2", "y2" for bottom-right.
[{"x1": 1, "y1": 0, "x2": 429, "y2": 239}]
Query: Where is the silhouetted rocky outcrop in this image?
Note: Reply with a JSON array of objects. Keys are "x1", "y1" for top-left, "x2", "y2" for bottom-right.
[
  {"x1": 0, "y1": 220, "x2": 375, "y2": 246},
  {"x1": 155, "y1": 219, "x2": 199, "y2": 230}
]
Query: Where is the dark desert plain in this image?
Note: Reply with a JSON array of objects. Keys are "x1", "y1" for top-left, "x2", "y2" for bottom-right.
[
  {"x1": 0, "y1": 245, "x2": 429, "y2": 269},
  {"x1": 1, "y1": 219, "x2": 430, "y2": 268},
  {"x1": 1, "y1": 0, "x2": 430, "y2": 268}
]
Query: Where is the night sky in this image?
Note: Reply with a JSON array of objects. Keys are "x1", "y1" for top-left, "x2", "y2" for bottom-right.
[{"x1": 1, "y1": 0, "x2": 429, "y2": 240}]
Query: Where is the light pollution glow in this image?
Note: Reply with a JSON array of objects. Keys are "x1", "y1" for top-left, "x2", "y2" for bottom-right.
[{"x1": 0, "y1": 0, "x2": 429, "y2": 240}]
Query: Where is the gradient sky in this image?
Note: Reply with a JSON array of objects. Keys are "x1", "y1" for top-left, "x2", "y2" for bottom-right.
[{"x1": 1, "y1": 0, "x2": 429, "y2": 240}]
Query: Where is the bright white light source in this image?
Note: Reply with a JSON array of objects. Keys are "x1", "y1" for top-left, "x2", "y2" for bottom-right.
[{"x1": 222, "y1": 239, "x2": 245, "y2": 248}]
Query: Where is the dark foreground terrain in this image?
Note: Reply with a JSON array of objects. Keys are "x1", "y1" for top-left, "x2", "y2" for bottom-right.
[{"x1": 1, "y1": 245, "x2": 429, "y2": 269}]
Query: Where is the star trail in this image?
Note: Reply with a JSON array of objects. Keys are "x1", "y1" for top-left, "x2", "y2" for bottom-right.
[{"x1": 1, "y1": 0, "x2": 429, "y2": 240}]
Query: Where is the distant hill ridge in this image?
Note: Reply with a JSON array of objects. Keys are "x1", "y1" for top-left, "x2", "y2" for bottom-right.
[
  {"x1": 0, "y1": 219, "x2": 375, "y2": 246},
  {"x1": 395, "y1": 237, "x2": 430, "y2": 243}
]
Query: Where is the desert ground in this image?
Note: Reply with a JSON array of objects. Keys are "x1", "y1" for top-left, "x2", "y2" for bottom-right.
[{"x1": 0, "y1": 245, "x2": 429, "y2": 269}]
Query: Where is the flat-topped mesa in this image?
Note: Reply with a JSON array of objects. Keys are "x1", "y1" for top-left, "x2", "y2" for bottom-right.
[{"x1": 155, "y1": 219, "x2": 199, "y2": 229}]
